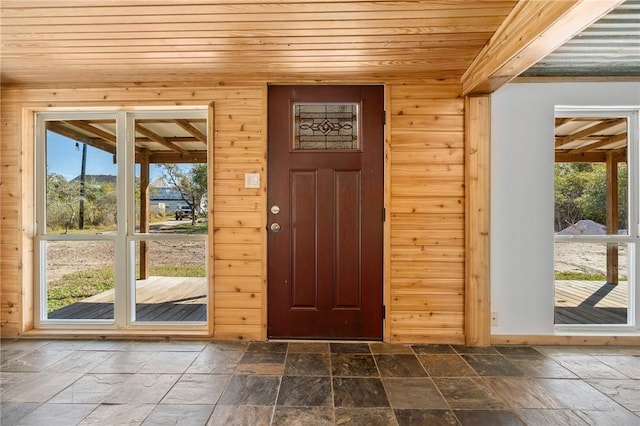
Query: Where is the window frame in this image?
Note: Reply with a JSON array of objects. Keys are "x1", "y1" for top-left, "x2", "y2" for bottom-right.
[
  {"x1": 553, "y1": 107, "x2": 639, "y2": 332},
  {"x1": 34, "y1": 108, "x2": 210, "y2": 332}
]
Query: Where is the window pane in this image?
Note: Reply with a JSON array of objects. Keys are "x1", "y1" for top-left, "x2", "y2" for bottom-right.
[
  {"x1": 133, "y1": 117, "x2": 208, "y2": 235},
  {"x1": 554, "y1": 242, "x2": 629, "y2": 325},
  {"x1": 45, "y1": 120, "x2": 118, "y2": 234},
  {"x1": 131, "y1": 115, "x2": 208, "y2": 323},
  {"x1": 294, "y1": 103, "x2": 359, "y2": 150},
  {"x1": 554, "y1": 117, "x2": 628, "y2": 236},
  {"x1": 45, "y1": 240, "x2": 115, "y2": 320},
  {"x1": 133, "y1": 239, "x2": 207, "y2": 322},
  {"x1": 135, "y1": 162, "x2": 208, "y2": 235}
]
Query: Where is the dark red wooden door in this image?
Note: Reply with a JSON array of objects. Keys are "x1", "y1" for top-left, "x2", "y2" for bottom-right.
[{"x1": 267, "y1": 85, "x2": 384, "y2": 339}]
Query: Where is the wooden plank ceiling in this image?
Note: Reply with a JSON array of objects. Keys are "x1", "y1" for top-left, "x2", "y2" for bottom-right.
[
  {"x1": 0, "y1": 0, "x2": 519, "y2": 86},
  {"x1": 555, "y1": 117, "x2": 628, "y2": 163}
]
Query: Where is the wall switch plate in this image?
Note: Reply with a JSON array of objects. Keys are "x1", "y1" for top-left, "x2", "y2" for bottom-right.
[
  {"x1": 244, "y1": 173, "x2": 260, "y2": 189},
  {"x1": 491, "y1": 311, "x2": 498, "y2": 326}
]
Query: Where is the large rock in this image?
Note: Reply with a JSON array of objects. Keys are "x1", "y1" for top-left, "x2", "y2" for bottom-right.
[{"x1": 557, "y1": 219, "x2": 606, "y2": 235}]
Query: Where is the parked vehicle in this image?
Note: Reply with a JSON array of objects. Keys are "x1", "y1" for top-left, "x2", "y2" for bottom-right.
[{"x1": 175, "y1": 204, "x2": 196, "y2": 220}]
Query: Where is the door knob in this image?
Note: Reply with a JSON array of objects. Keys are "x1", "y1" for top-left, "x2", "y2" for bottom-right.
[{"x1": 270, "y1": 223, "x2": 281, "y2": 233}]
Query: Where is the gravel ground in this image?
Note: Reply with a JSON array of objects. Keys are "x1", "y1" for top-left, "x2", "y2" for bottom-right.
[
  {"x1": 44, "y1": 221, "x2": 629, "y2": 281},
  {"x1": 45, "y1": 221, "x2": 206, "y2": 282},
  {"x1": 555, "y1": 242, "x2": 628, "y2": 276}
]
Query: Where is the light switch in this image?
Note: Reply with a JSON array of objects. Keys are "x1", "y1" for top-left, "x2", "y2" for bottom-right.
[{"x1": 244, "y1": 173, "x2": 260, "y2": 189}]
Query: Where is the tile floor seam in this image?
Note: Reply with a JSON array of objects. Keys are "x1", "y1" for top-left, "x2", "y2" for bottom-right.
[
  {"x1": 42, "y1": 366, "x2": 114, "y2": 425},
  {"x1": 456, "y1": 346, "x2": 485, "y2": 379},
  {"x1": 269, "y1": 375, "x2": 283, "y2": 425},
  {"x1": 581, "y1": 375, "x2": 640, "y2": 417},
  {"x1": 327, "y1": 345, "x2": 337, "y2": 425}
]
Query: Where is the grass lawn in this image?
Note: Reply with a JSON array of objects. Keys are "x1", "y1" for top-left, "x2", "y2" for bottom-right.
[
  {"x1": 554, "y1": 271, "x2": 626, "y2": 280},
  {"x1": 167, "y1": 222, "x2": 208, "y2": 234}
]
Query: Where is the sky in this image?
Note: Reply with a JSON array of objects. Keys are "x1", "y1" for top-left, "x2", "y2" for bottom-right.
[{"x1": 47, "y1": 131, "x2": 164, "y2": 181}]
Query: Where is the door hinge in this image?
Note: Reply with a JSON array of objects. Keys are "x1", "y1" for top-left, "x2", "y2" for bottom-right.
[
  {"x1": 383, "y1": 207, "x2": 386, "y2": 222},
  {"x1": 382, "y1": 110, "x2": 386, "y2": 125},
  {"x1": 382, "y1": 305, "x2": 386, "y2": 319}
]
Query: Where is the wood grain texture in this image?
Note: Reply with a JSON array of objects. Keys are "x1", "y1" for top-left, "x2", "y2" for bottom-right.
[
  {"x1": 462, "y1": 0, "x2": 625, "y2": 94},
  {"x1": 388, "y1": 82, "x2": 465, "y2": 343},
  {"x1": 0, "y1": 84, "x2": 265, "y2": 339},
  {"x1": 0, "y1": 1, "x2": 517, "y2": 86},
  {"x1": 4, "y1": 80, "x2": 470, "y2": 344},
  {"x1": 464, "y1": 95, "x2": 491, "y2": 346}
]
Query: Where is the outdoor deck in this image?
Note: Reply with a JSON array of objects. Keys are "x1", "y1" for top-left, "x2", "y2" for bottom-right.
[
  {"x1": 48, "y1": 276, "x2": 207, "y2": 321},
  {"x1": 49, "y1": 278, "x2": 629, "y2": 325},
  {"x1": 555, "y1": 280, "x2": 628, "y2": 325}
]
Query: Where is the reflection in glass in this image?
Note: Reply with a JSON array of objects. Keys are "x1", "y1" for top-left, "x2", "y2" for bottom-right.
[
  {"x1": 45, "y1": 240, "x2": 115, "y2": 320},
  {"x1": 133, "y1": 240, "x2": 207, "y2": 322},
  {"x1": 554, "y1": 242, "x2": 629, "y2": 325}
]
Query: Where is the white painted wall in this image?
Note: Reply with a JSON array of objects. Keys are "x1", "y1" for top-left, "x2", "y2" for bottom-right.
[{"x1": 490, "y1": 82, "x2": 640, "y2": 335}]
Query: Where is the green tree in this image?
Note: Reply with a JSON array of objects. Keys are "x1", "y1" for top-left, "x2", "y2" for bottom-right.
[
  {"x1": 46, "y1": 173, "x2": 80, "y2": 232},
  {"x1": 555, "y1": 162, "x2": 628, "y2": 232},
  {"x1": 554, "y1": 163, "x2": 590, "y2": 231},
  {"x1": 576, "y1": 163, "x2": 628, "y2": 230},
  {"x1": 161, "y1": 163, "x2": 208, "y2": 225},
  {"x1": 87, "y1": 181, "x2": 117, "y2": 228}
]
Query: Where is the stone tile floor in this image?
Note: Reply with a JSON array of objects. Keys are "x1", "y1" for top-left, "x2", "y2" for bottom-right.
[{"x1": 1, "y1": 339, "x2": 639, "y2": 425}]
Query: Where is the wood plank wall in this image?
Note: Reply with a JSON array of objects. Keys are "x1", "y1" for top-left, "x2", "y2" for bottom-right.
[
  {"x1": 0, "y1": 85, "x2": 267, "y2": 340},
  {"x1": 1, "y1": 81, "x2": 466, "y2": 343},
  {"x1": 388, "y1": 82, "x2": 465, "y2": 344}
]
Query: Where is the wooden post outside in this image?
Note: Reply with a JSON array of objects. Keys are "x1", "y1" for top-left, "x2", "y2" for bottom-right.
[
  {"x1": 465, "y1": 95, "x2": 491, "y2": 346},
  {"x1": 606, "y1": 152, "x2": 618, "y2": 285},
  {"x1": 140, "y1": 149, "x2": 150, "y2": 280}
]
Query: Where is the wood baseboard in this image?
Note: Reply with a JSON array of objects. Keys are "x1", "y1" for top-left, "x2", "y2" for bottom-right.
[{"x1": 492, "y1": 334, "x2": 640, "y2": 346}]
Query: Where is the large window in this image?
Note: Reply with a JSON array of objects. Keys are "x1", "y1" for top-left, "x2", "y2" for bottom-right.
[
  {"x1": 554, "y1": 108, "x2": 638, "y2": 328},
  {"x1": 35, "y1": 109, "x2": 210, "y2": 330}
]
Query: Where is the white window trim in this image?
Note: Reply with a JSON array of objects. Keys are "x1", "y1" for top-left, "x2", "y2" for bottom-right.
[
  {"x1": 34, "y1": 108, "x2": 210, "y2": 332},
  {"x1": 554, "y1": 107, "x2": 639, "y2": 333}
]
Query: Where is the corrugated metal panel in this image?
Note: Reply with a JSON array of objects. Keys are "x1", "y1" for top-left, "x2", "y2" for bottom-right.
[{"x1": 523, "y1": 0, "x2": 640, "y2": 77}]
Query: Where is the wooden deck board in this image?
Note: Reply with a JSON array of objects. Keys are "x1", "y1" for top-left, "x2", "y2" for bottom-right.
[
  {"x1": 49, "y1": 302, "x2": 206, "y2": 321},
  {"x1": 48, "y1": 276, "x2": 207, "y2": 322},
  {"x1": 48, "y1": 278, "x2": 631, "y2": 325},
  {"x1": 49, "y1": 302, "x2": 114, "y2": 320},
  {"x1": 555, "y1": 280, "x2": 628, "y2": 325}
]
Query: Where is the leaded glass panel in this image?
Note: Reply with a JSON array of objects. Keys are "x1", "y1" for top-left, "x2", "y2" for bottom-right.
[{"x1": 294, "y1": 103, "x2": 359, "y2": 150}]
